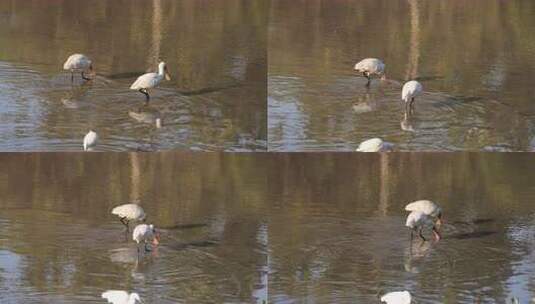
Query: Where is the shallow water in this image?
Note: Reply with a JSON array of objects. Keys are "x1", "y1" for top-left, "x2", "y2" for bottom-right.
[
  {"x1": 268, "y1": 0, "x2": 535, "y2": 151},
  {"x1": 0, "y1": 153, "x2": 269, "y2": 303},
  {"x1": 0, "y1": 0, "x2": 267, "y2": 151},
  {"x1": 266, "y1": 153, "x2": 535, "y2": 303},
  {"x1": 1, "y1": 153, "x2": 535, "y2": 303}
]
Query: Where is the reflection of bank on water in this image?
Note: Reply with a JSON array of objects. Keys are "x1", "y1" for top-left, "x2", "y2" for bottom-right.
[
  {"x1": 0, "y1": 0, "x2": 267, "y2": 151},
  {"x1": 0, "y1": 153, "x2": 535, "y2": 302},
  {"x1": 269, "y1": 0, "x2": 535, "y2": 151}
]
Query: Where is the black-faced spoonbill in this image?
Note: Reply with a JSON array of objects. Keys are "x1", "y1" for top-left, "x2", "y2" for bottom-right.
[
  {"x1": 353, "y1": 58, "x2": 386, "y2": 87},
  {"x1": 356, "y1": 138, "x2": 394, "y2": 152},
  {"x1": 83, "y1": 130, "x2": 98, "y2": 151},
  {"x1": 111, "y1": 203, "x2": 146, "y2": 232},
  {"x1": 63, "y1": 54, "x2": 94, "y2": 82},
  {"x1": 101, "y1": 290, "x2": 144, "y2": 304},
  {"x1": 130, "y1": 61, "x2": 171, "y2": 102},
  {"x1": 405, "y1": 200, "x2": 443, "y2": 241},
  {"x1": 401, "y1": 80, "x2": 423, "y2": 114},
  {"x1": 133, "y1": 223, "x2": 160, "y2": 254},
  {"x1": 381, "y1": 291, "x2": 411, "y2": 304}
]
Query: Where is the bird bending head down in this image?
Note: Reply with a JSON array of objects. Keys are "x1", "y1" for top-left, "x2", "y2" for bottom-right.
[{"x1": 354, "y1": 58, "x2": 386, "y2": 86}]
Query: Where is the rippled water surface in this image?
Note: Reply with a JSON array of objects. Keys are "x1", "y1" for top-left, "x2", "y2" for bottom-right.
[
  {"x1": 268, "y1": 0, "x2": 535, "y2": 151},
  {"x1": 0, "y1": 153, "x2": 269, "y2": 303},
  {"x1": 1, "y1": 153, "x2": 535, "y2": 303},
  {"x1": 0, "y1": 0, "x2": 267, "y2": 151}
]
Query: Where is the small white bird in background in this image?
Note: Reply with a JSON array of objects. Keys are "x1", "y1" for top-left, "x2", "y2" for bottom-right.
[
  {"x1": 405, "y1": 200, "x2": 443, "y2": 241},
  {"x1": 83, "y1": 130, "x2": 98, "y2": 151},
  {"x1": 401, "y1": 80, "x2": 423, "y2": 115},
  {"x1": 63, "y1": 54, "x2": 94, "y2": 82},
  {"x1": 130, "y1": 61, "x2": 172, "y2": 102},
  {"x1": 381, "y1": 291, "x2": 411, "y2": 304},
  {"x1": 101, "y1": 290, "x2": 143, "y2": 304},
  {"x1": 133, "y1": 223, "x2": 160, "y2": 254},
  {"x1": 354, "y1": 58, "x2": 386, "y2": 87},
  {"x1": 356, "y1": 138, "x2": 394, "y2": 152},
  {"x1": 111, "y1": 203, "x2": 146, "y2": 231}
]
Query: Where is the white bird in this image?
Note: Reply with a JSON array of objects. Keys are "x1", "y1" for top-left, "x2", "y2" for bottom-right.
[
  {"x1": 405, "y1": 200, "x2": 442, "y2": 217},
  {"x1": 405, "y1": 200, "x2": 443, "y2": 241},
  {"x1": 356, "y1": 138, "x2": 394, "y2": 152},
  {"x1": 406, "y1": 211, "x2": 435, "y2": 242},
  {"x1": 63, "y1": 54, "x2": 94, "y2": 82},
  {"x1": 354, "y1": 58, "x2": 386, "y2": 87},
  {"x1": 101, "y1": 290, "x2": 143, "y2": 304},
  {"x1": 381, "y1": 291, "x2": 411, "y2": 304},
  {"x1": 133, "y1": 224, "x2": 160, "y2": 253},
  {"x1": 111, "y1": 203, "x2": 146, "y2": 231},
  {"x1": 83, "y1": 130, "x2": 98, "y2": 151},
  {"x1": 130, "y1": 61, "x2": 171, "y2": 102},
  {"x1": 401, "y1": 80, "x2": 423, "y2": 114}
]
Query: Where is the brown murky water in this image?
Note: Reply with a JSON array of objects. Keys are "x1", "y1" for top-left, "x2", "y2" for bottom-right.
[
  {"x1": 0, "y1": 153, "x2": 269, "y2": 303},
  {"x1": 0, "y1": 0, "x2": 267, "y2": 151},
  {"x1": 1, "y1": 153, "x2": 535, "y2": 303},
  {"x1": 268, "y1": 0, "x2": 535, "y2": 151}
]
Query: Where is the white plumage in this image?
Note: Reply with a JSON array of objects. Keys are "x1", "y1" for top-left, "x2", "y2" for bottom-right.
[
  {"x1": 405, "y1": 211, "x2": 433, "y2": 229},
  {"x1": 130, "y1": 62, "x2": 171, "y2": 101},
  {"x1": 101, "y1": 290, "x2": 142, "y2": 304},
  {"x1": 111, "y1": 203, "x2": 146, "y2": 229},
  {"x1": 63, "y1": 54, "x2": 93, "y2": 81},
  {"x1": 133, "y1": 224, "x2": 160, "y2": 253},
  {"x1": 381, "y1": 291, "x2": 411, "y2": 304},
  {"x1": 356, "y1": 138, "x2": 393, "y2": 152},
  {"x1": 405, "y1": 200, "x2": 443, "y2": 241},
  {"x1": 83, "y1": 130, "x2": 98, "y2": 151},
  {"x1": 354, "y1": 58, "x2": 386, "y2": 86},
  {"x1": 405, "y1": 200, "x2": 441, "y2": 218},
  {"x1": 401, "y1": 80, "x2": 423, "y2": 114}
]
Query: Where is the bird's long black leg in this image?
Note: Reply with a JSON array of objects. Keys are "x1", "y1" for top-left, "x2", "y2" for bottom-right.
[
  {"x1": 81, "y1": 71, "x2": 91, "y2": 81},
  {"x1": 410, "y1": 229, "x2": 414, "y2": 243},
  {"x1": 120, "y1": 217, "x2": 130, "y2": 232},
  {"x1": 362, "y1": 72, "x2": 371, "y2": 87},
  {"x1": 410, "y1": 97, "x2": 415, "y2": 114},
  {"x1": 139, "y1": 89, "x2": 150, "y2": 102},
  {"x1": 71, "y1": 71, "x2": 74, "y2": 83},
  {"x1": 418, "y1": 227, "x2": 426, "y2": 242}
]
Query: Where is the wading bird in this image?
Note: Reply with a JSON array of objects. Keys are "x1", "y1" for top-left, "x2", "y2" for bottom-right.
[
  {"x1": 356, "y1": 138, "x2": 394, "y2": 152},
  {"x1": 381, "y1": 291, "x2": 411, "y2": 304},
  {"x1": 405, "y1": 200, "x2": 443, "y2": 241},
  {"x1": 401, "y1": 80, "x2": 423, "y2": 114},
  {"x1": 63, "y1": 54, "x2": 94, "y2": 82},
  {"x1": 101, "y1": 290, "x2": 143, "y2": 304},
  {"x1": 111, "y1": 203, "x2": 146, "y2": 231},
  {"x1": 83, "y1": 130, "x2": 98, "y2": 151},
  {"x1": 133, "y1": 224, "x2": 160, "y2": 254},
  {"x1": 130, "y1": 61, "x2": 171, "y2": 102},
  {"x1": 354, "y1": 58, "x2": 386, "y2": 87}
]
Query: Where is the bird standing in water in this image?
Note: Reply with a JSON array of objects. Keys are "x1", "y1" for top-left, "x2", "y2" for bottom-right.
[
  {"x1": 401, "y1": 80, "x2": 423, "y2": 115},
  {"x1": 130, "y1": 61, "x2": 171, "y2": 102},
  {"x1": 354, "y1": 58, "x2": 386, "y2": 87},
  {"x1": 83, "y1": 130, "x2": 98, "y2": 151},
  {"x1": 63, "y1": 54, "x2": 94, "y2": 82},
  {"x1": 111, "y1": 203, "x2": 146, "y2": 232},
  {"x1": 405, "y1": 200, "x2": 443, "y2": 242},
  {"x1": 132, "y1": 223, "x2": 160, "y2": 254}
]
